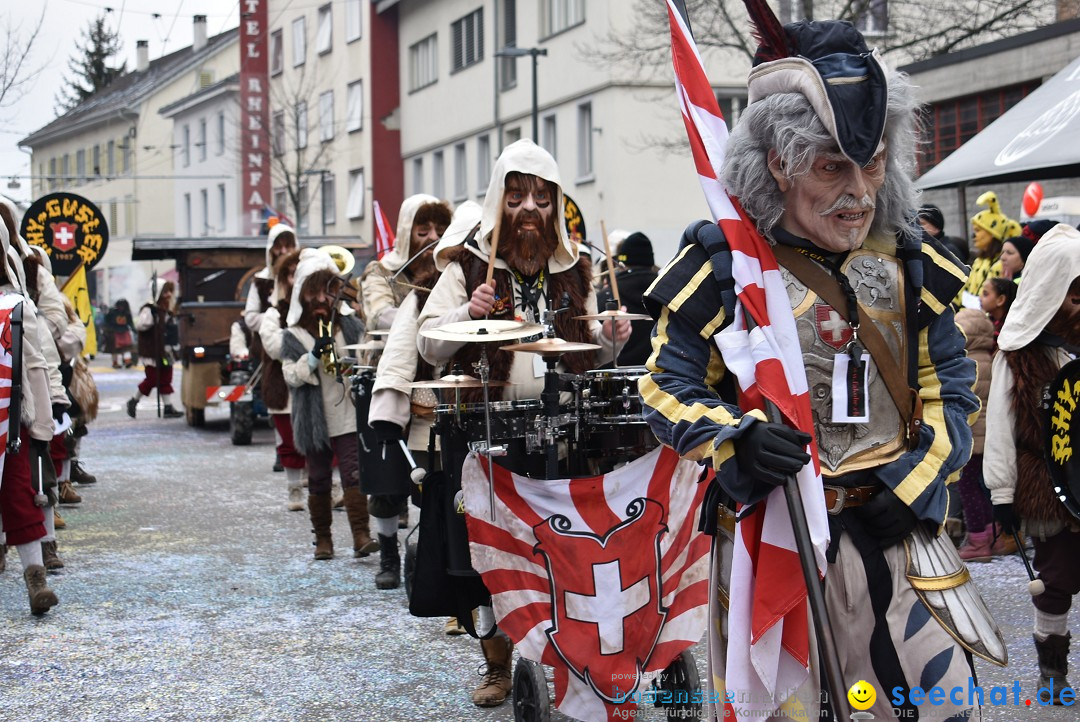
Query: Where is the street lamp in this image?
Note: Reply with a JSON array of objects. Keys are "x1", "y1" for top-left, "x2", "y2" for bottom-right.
[{"x1": 494, "y1": 46, "x2": 548, "y2": 144}]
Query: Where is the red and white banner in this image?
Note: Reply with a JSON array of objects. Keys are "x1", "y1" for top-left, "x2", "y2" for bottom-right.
[
  {"x1": 462, "y1": 446, "x2": 711, "y2": 722},
  {"x1": 666, "y1": 1, "x2": 829, "y2": 718},
  {"x1": 204, "y1": 385, "x2": 251, "y2": 404},
  {"x1": 240, "y1": 0, "x2": 271, "y2": 236},
  {"x1": 373, "y1": 200, "x2": 395, "y2": 260},
  {"x1": 0, "y1": 294, "x2": 22, "y2": 480}
]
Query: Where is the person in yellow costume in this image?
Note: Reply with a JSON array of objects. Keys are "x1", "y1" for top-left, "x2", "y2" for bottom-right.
[{"x1": 957, "y1": 191, "x2": 1021, "y2": 308}]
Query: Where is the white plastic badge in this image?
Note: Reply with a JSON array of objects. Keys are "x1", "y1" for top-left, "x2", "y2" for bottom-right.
[
  {"x1": 961, "y1": 290, "x2": 982, "y2": 310},
  {"x1": 533, "y1": 353, "x2": 546, "y2": 378},
  {"x1": 832, "y1": 352, "x2": 871, "y2": 423}
]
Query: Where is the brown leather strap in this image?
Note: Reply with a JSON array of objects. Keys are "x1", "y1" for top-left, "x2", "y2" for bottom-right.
[{"x1": 772, "y1": 244, "x2": 922, "y2": 442}]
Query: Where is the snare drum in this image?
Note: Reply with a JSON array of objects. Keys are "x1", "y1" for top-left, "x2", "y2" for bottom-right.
[
  {"x1": 579, "y1": 367, "x2": 658, "y2": 458},
  {"x1": 434, "y1": 399, "x2": 544, "y2": 441}
]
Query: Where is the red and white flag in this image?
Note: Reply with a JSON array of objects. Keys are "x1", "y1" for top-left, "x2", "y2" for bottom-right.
[
  {"x1": 666, "y1": 1, "x2": 829, "y2": 719},
  {"x1": 0, "y1": 294, "x2": 23, "y2": 480},
  {"x1": 462, "y1": 446, "x2": 712, "y2": 722},
  {"x1": 373, "y1": 200, "x2": 396, "y2": 260}
]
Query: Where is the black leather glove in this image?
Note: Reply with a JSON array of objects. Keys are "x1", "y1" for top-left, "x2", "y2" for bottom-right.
[
  {"x1": 993, "y1": 503, "x2": 1020, "y2": 535},
  {"x1": 372, "y1": 421, "x2": 404, "y2": 444},
  {"x1": 854, "y1": 487, "x2": 918, "y2": 548},
  {"x1": 312, "y1": 336, "x2": 334, "y2": 357},
  {"x1": 730, "y1": 421, "x2": 811, "y2": 503},
  {"x1": 51, "y1": 404, "x2": 67, "y2": 425},
  {"x1": 28, "y1": 438, "x2": 57, "y2": 491}
]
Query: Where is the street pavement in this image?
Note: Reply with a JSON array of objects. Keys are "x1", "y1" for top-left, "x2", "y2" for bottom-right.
[{"x1": 0, "y1": 365, "x2": 1076, "y2": 721}]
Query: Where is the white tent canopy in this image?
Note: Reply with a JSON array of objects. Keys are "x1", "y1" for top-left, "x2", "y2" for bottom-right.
[{"x1": 917, "y1": 54, "x2": 1080, "y2": 189}]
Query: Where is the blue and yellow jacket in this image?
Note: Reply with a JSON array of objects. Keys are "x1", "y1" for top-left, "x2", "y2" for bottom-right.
[{"x1": 639, "y1": 221, "x2": 978, "y2": 526}]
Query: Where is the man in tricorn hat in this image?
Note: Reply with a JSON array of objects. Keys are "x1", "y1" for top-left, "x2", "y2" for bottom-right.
[{"x1": 641, "y1": 13, "x2": 1000, "y2": 720}]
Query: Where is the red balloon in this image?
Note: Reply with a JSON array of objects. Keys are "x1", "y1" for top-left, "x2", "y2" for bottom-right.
[{"x1": 1023, "y1": 182, "x2": 1044, "y2": 217}]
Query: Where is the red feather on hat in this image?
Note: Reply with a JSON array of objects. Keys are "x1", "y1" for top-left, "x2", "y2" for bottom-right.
[{"x1": 744, "y1": 0, "x2": 794, "y2": 61}]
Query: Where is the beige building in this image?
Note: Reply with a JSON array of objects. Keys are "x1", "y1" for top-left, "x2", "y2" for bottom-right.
[{"x1": 19, "y1": 18, "x2": 239, "y2": 304}]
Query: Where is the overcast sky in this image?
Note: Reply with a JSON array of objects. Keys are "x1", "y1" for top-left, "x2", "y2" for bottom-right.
[{"x1": 1, "y1": 0, "x2": 240, "y2": 204}]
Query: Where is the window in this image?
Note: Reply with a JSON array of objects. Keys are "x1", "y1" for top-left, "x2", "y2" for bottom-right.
[
  {"x1": 322, "y1": 173, "x2": 336, "y2": 226},
  {"x1": 319, "y1": 90, "x2": 334, "y2": 142},
  {"x1": 296, "y1": 101, "x2": 308, "y2": 150},
  {"x1": 272, "y1": 111, "x2": 285, "y2": 156},
  {"x1": 346, "y1": 0, "x2": 362, "y2": 42},
  {"x1": 292, "y1": 17, "x2": 306, "y2": 67},
  {"x1": 540, "y1": 0, "x2": 584, "y2": 38},
  {"x1": 453, "y1": 143, "x2": 467, "y2": 201},
  {"x1": 273, "y1": 187, "x2": 288, "y2": 220},
  {"x1": 217, "y1": 111, "x2": 226, "y2": 155},
  {"x1": 432, "y1": 150, "x2": 445, "y2": 199},
  {"x1": 181, "y1": 125, "x2": 190, "y2": 167},
  {"x1": 577, "y1": 102, "x2": 593, "y2": 179},
  {"x1": 317, "y1": 5, "x2": 333, "y2": 54},
  {"x1": 542, "y1": 114, "x2": 557, "y2": 159},
  {"x1": 106, "y1": 141, "x2": 115, "y2": 176},
  {"x1": 855, "y1": 0, "x2": 889, "y2": 37},
  {"x1": 184, "y1": 193, "x2": 192, "y2": 236},
  {"x1": 76, "y1": 149, "x2": 86, "y2": 182},
  {"x1": 451, "y1": 9, "x2": 484, "y2": 73},
  {"x1": 716, "y1": 92, "x2": 747, "y2": 126},
  {"x1": 218, "y1": 183, "x2": 227, "y2": 232},
  {"x1": 298, "y1": 181, "x2": 309, "y2": 233},
  {"x1": 476, "y1": 134, "x2": 490, "y2": 194},
  {"x1": 347, "y1": 168, "x2": 365, "y2": 219},
  {"x1": 271, "y1": 29, "x2": 284, "y2": 75},
  {"x1": 346, "y1": 80, "x2": 363, "y2": 132},
  {"x1": 919, "y1": 81, "x2": 1038, "y2": 174},
  {"x1": 200, "y1": 188, "x2": 209, "y2": 235},
  {"x1": 92, "y1": 144, "x2": 100, "y2": 175},
  {"x1": 409, "y1": 34, "x2": 438, "y2": 91},
  {"x1": 49, "y1": 157, "x2": 56, "y2": 190},
  {"x1": 61, "y1": 154, "x2": 69, "y2": 182},
  {"x1": 120, "y1": 141, "x2": 130, "y2": 173},
  {"x1": 504, "y1": 126, "x2": 521, "y2": 148},
  {"x1": 412, "y1": 157, "x2": 424, "y2": 194},
  {"x1": 499, "y1": 0, "x2": 517, "y2": 90},
  {"x1": 198, "y1": 118, "x2": 207, "y2": 162},
  {"x1": 778, "y1": 0, "x2": 810, "y2": 23}
]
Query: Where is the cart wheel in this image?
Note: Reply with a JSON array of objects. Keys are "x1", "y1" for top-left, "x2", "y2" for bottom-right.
[
  {"x1": 186, "y1": 407, "x2": 205, "y2": 428},
  {"x1": 230, "y1": 402, "x2": 254, "y2": 445},
  {"x1": 403, "y1": 541, "x2": 417, "y2": 601},
  {"x1": 652, "y1": 649, "x2": 702, "y2": 719},
  {"x1": 512, "y1": 658, "x2": 550, "y2": 722}
]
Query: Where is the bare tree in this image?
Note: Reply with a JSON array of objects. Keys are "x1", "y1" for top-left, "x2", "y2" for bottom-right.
[{"x1": 0, "y1": 6, "x2": 47, "y2": 112}]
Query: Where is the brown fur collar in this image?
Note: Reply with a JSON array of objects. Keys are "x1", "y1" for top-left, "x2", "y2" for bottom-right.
[
  {"x1": 261, "y1": 300, "x2": 291, "y2": 411},
  {"x1": 447, "y1": 248, "x2": 595, "y2": 403},
  {"x1": 1005, "y1": 344, "x2": 1070, "y2": 524}
]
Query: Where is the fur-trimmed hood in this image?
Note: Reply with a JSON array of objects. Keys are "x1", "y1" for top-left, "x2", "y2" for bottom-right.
[
  {"x1": 433, "y1": 200, "x2": 484, "y2": 272},
  {"x1": 379, "y1": 194, "x2": 443, "y2": 272},
  {"x1": 999, "y1": 224, "x2": 1080, "y2": 351}
]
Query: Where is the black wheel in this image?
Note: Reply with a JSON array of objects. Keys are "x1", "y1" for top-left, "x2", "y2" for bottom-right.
[
  {"x1": 403, "y1": 541, "x2": 417, "y2": 602},
  {"x1": 652, "y1": 649, "x2": 702, "y2": 718},
  {"x1": 230, "y1": 402, "x2": 254, "y2": 445},
  {"x1": 186, "y1": 407, "x2": 205, "y2": 428},
  {"x1": 512, "y1": 658, "x2": 550, "y2": 722}
]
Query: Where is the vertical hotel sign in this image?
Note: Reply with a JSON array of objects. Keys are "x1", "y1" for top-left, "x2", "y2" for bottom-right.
[{"x1": 240, "y1": 0, "x2": 271, "y2": 235}]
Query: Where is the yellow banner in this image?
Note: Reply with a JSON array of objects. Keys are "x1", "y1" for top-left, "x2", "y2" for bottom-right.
[{"x1": 60, "y1": 264, "x2": 97, "y2": 357}]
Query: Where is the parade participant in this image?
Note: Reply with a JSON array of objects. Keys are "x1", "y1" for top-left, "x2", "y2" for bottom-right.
[
  {"x1": 597, "y1": 230, "x2": 658, "y2": 366},
  {"x1": 980, "y1": 276, "x2": 1016, "y2": 345},
  {"x1": 368, "y1": 201, "x2": 483, "y2": 591},
  {"x1": 280, "y1": 249, "x2": 374, "y2": 560},
  {"x1": 107, "y1": 299, "x2": 136, "y2": 368},
  {"x1": 985, "y1": 225, "x2": 1080, "y2": 705},
  {"x1": 258, "y1": 249, "x2": 306, "y2": 511},
  {"x1": 243, "y1": 221, "x2": 298, "y2": 335},
  {"x1": 641, "y1": 17, "x2": 992, "y2": 719},
  {"x1": 957, "y1": 191, "x2": 1020, "y2": 307},
  {"x1": 0, "y1": 209, "x2": 60, "y2": 614},
  {"x1": 1002, "y1": 218, "x2": 1057, "y2": 283},
  {"x1": 361, "y1": 195, "x2": 451, "y2": 330},
  {"x1": 417, "y1": 139, "x2": 629, "y2": 708},
  {"x1": 126, "y1": 281, "x2": 183, "y2": 419}
]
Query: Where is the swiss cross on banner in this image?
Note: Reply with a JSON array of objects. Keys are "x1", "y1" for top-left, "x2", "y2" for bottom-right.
[
  {"x1": 461, "y1": 446, "x2": 712, "y2": 721},
  {"x1": 0, "y1": 294, "x2": 23, "y2": 480}
]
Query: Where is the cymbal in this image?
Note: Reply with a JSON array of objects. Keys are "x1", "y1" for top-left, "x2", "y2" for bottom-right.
[
  {"x1": 501, "y1": 337, "x2": 602, "y2": 355},
  {"x1": 420, "y1": 319, "x2": 543, "y2": 342},
  {"x1": 342, "y1": 341, "x2": 386, "y2": 351},
  {"x1": 408, "y1": 374, "x2": 514, "y2": 389},
  {"x1": 364, "y1": 329, "x2": 391, "y2": 337},
  {"x1": 574, "y1": 310, "x2": 652, "y2": 322}
]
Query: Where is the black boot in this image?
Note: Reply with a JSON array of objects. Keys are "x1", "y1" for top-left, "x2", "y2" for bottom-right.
[
  {"x1": 1035, "y1": 633, "x2": 1072, "y2": 705},
  {"x1": 375, "y1": 534, "x2": 400, "y2": 589},
  {"x1": 162, "y1": 405, "x2": 184, "y2": 419}
]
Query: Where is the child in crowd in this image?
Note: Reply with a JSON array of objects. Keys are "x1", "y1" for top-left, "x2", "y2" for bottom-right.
[{"x1": 980, "y1": 277, "x2": 1017, "y2": 347}]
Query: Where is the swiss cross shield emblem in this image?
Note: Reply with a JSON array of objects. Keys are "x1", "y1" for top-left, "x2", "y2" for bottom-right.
[
  {"x1": 814, "y1": 303, "x2": 853, "y2": 351},
  {"x1": 533, "y1": 498, "x2": 668, "y2": 702},
  {"x1": 49, "y1": 222, "x2": 78, "y2": 253}
]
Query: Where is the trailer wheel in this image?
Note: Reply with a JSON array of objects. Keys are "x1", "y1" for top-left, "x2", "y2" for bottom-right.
[
  {"x1": 512, "y1": 658, "x2": 550, "y2": 722},
  {"x1": 653, "y1": 649, "x2": 702, "y2": 719},
  {"x1": 230, "y1": 402, "x2": 254, "y2": 445}
]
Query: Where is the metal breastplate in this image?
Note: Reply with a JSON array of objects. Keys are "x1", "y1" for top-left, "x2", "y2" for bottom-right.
[{"x1": 783, "y1": 249, "x2": 907, "y2": 476}]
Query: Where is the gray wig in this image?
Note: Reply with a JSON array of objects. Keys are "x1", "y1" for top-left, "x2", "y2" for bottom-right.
[{"x1": 722, "y1": 66, "x2": 921, "y2": 244}]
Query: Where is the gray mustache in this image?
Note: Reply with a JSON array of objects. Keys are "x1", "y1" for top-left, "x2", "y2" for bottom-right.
[{"x1": 819, "y1": 194, "x2": 876, "y2": 216}]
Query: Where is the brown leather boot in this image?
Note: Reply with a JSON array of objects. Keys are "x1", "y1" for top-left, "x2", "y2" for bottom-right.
[
  {"x1": 53, "y1": 509, "x2": 66, "y2": 530},
  {"x1": 0, "y1": 544, "x2": 6, "y2": 574},
  {"x1": 471, "y1": 635, "x2": 514, "y2": 707},
  {"x1": 308, "y1": 492, "x2": 334, "y2": 560},
  {"x1": 1035, "y1": 633, "x2": 1072, "y2": 705},
  {"x1": 58, "y1": 481, "x2": 82, "y2": 505},
  {"x1": 23, "y1": 564, "x2": 58, "y2": 615},
  {"x1": 41, "y1": 541, "x2": 64, "y2": 571},
  {"x1": 343, "y1": 486, "x2": 379, "y2": 557}
]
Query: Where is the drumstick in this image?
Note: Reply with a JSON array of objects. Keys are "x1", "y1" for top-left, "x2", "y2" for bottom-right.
[
  {"x1": 485, "y1": 213, "x2": 502, "y2": 289},
  {"x1": 600, "y1": 219, "x2": 621, "y2": 309},
  {"x1": 1013, "y1": 530, "x2": 1046, "y2": 596}
]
